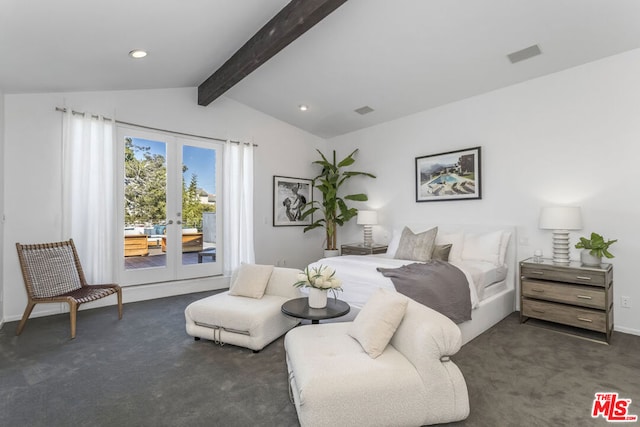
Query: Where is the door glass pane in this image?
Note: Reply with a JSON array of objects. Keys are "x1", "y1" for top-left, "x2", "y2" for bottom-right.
[
  {"x1": 124, "y1": 137, "x2": 167, "y2": 270},
  {"x1": 181, "y1": 145, "x2": 217, "y2": 265}
]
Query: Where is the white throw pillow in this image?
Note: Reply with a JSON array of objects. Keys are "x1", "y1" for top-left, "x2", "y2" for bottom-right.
[
  {"x1": 348, "y1": 289, "x2": 408, "y2": 359},
  {"x1": 498, "y1": 231, "x2": 512, "y2": 265},
  {"x1": 394, "y1": 226, "x2": 438, "y2": 262},
  {"x1": 461, "y1": 230, "x2": 503, "y2": 266},
  {"x1": 228, "y1": 263, "x2": 274, "y2": 299},
  {"x1": 385, "y1": 228, "x2": 403, "y2": 257},
  {"x1": 435, "y1": 231, "x2": 465, "y2": 262}
]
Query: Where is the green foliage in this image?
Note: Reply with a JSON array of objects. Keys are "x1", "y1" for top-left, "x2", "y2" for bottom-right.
[
  {"x1": 124, "y1": 138, "x2": 215, "y2": 229},
  {"x1": 575, "y1": 232, "x2": 617, "y2": 259},
  {"x1": 301, "y1": 149, "x2": 375, "y2": 250},
  {"x1": 182, "y1": 173, "x2": 215, "y2": 229},
  {"x1": 124, "y1": 138, "x2": 167, "y2": 225}
]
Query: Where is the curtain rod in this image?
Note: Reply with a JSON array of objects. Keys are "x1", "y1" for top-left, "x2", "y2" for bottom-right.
[{"x1": 55, "y1": 107, "x2": 257, "y2": 147}]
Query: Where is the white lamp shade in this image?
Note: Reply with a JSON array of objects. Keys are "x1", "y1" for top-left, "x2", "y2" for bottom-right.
[
  {"x1": 357, "y1": 210, "x2": 378, "y2": 225},
  {"x1": 539, "y1": 206, "x2": 582, "y2": 230}
]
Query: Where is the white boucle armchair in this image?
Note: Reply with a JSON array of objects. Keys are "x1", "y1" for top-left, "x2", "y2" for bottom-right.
[
  {"x1": 284, "y1": 297, "x2": 470, "y2": 426},
  {"x1": 185, "y1": 266, "x2": 302, "y2": 351}
]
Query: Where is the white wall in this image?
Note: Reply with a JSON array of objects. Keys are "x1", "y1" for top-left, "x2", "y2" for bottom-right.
[
  {"x1": 330, "y1": 49, "x2": 640, "y2": 336},
  {"x1": 0, "y1": 90, "x2": 4, "y2": 327},
  {"x1": 2, "y1": 88, "x2": 325, "y2": 322}
]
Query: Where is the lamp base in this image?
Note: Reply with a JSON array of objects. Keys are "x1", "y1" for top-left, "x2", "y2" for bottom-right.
[
  {"x1": 363, "y1": 225, "x2": 374, "y2": 247},
  {"x1": 551, "y1": 229, "x2": 571, "y2": 264}
]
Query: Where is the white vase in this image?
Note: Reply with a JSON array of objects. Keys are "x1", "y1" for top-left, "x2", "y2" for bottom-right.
[
  {"x1": 324, "y1": 249, "x2": 340, "y2": 258},
  {"x1": 308, "y1": 287, "x2": 328, "y2": 308},
  {"x1": 580, "y1": 249, "x2": 602, "y2": 266}
]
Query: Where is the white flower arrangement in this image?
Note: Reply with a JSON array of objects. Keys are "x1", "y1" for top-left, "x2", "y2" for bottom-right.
[{"x1": 294, "y1": 265, "x2": 343, "y2": 298}]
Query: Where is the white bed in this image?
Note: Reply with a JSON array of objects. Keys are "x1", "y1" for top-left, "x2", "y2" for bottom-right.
[{"x1": 307, "y1": 225, "x2": 517, "y2": 345}]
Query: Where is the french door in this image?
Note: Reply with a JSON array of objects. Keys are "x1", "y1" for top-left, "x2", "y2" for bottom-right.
[{"x1": 117, "y1": 126, "x2": 222, "y2": 285}]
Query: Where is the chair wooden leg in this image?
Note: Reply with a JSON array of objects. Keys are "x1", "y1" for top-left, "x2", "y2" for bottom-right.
[
  {"x1": 117, "y1": 288, "x2": 123, "y2": 320},
  {"x1": 15, "y1": 301, "x2": 36, "y2": 336},
  {"x1": 69, "y1": 300, "x2": 78, "y2": 339}
]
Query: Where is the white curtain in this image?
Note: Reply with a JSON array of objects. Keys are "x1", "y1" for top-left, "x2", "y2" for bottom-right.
[
  {"x1": 62, "y1": 111, "x2": 116, "y2": 284},
  {"x1": 222, "y1": 140, "x2": 255, "y2": 276}
]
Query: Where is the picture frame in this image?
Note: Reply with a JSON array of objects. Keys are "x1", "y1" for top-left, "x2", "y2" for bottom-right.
[
  {"x1": 415, "y1": 146, "x2": 482, "y2": 202},
  {"x1": 273, "y1": 176, "x2": 313, "y2": 226}
]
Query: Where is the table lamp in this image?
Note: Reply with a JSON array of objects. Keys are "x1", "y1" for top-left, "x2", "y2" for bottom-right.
[
  {"x1": 539, "y1": 206, "x2": 582, "y2": 264},
  {"x1": 357, "y1": 210, "x2": 377, "y2": 247}
]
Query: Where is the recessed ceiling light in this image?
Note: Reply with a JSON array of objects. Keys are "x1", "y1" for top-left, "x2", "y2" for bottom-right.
[
  {"x1": 129, "y1": 49, "x2": 147, "y2": 59},
  {"x1": 299, "y1": 104, "x2": 308, "y2": 111}
]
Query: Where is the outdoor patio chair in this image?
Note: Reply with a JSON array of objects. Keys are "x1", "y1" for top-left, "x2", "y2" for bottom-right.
[{"x1": 15, "y1": 239, "x2": 123, "y2": 339}]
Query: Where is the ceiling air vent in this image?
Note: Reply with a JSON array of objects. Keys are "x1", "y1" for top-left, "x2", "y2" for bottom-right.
[
  {"x1": 354, "y1": 106, "x2": 375, "y2": 115},
  {"x1": 507, "y1": 44, "x2": 542, "y2": 64}
]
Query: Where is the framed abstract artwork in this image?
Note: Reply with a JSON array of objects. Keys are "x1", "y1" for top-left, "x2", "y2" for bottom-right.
[
  {"x1": 415, "y1": 146, "x2": 481, "y2": 202},
  {"x1": 273, "y1": 176, "x2": 313, "y2": 226}
]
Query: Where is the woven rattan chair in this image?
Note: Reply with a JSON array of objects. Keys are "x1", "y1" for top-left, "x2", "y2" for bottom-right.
[{"x1": 16, "y1": 239, "x2": 122, "y2": 338}]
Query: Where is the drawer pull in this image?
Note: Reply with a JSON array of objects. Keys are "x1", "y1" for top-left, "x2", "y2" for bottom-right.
[
  {"x1": 576, "y1": 276, "x2": 592, "y2": 280},
  {"x1": 531, "y1": 288, "x2": 545, "y2": 293},
  {"x1": 577, "y1": 317, "x2": 593, "y2": 323},
  {"x1": 530, "y1": 271, "x2": 545, "y2": 275},
  {"x1": 576, "y1": 295, "x2": 592, "y2": 300},
  {"x1": 531, "y1": 308, "x2": 545, "y2": 314}
]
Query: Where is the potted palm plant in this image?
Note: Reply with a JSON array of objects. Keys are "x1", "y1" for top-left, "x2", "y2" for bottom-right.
[
  {"x1": 301, "y1": 149, "x2": 375, "y2": 256},
  {"x1": 574, "y1": 232, "x2": 617, "y2": 266}
]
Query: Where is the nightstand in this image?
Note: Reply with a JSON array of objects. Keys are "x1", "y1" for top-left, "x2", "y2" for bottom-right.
[
  {"x1": 520, "y1": 258, "x2": 613, "y2": 343},
  {"x1": 341, "y1": 243, "x2": 388, "y2": 256}
]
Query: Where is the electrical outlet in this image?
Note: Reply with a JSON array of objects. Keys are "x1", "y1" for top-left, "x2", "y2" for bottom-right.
[{"x1": 621, "y1": 296, "x2": 632, "y2": 308}]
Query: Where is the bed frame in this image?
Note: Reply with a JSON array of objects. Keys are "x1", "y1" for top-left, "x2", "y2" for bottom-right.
[
  {"x1": 331, "y1": 224, "x2": 518, "y2": 345},
  {"x1": 406, "y1": 223, "x2": 518, "y2": 345}
]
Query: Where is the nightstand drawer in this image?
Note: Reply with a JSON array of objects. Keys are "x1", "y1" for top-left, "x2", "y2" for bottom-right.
[
  {"x1": 342, "y1": 247, "x2": 371, "y2": 255},
  {"x1": 522, "y1": 299, "x2": 607, "y2": 333},
  {"x1": 520, "y1": 265, "x2": 607, "y2": 287},
  {"x1": 522, "y1": 279, "x2": 606, "y2": 310},
  {"x1": 340, "y1": 244, "x2": 388, "y2": 256}
]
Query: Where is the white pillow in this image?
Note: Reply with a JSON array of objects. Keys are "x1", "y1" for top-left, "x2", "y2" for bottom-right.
[
  {"x1": 394, "y1": 226, "x2": 438, "y2": 261},
  {"x1": 385, "y1": 228, "x2": 403, "y2": 257},
  {"x1": 435, "y1": 231, "x2": 465, "y2": 262},
  {"x1": 461, "y1": 230, "x2": 503, "y2": 266},
  {"x1": 228, "y1": 263, "x2": 274, "y2": 299},
  {"x1": 348, "y1": 289, "x2": 408, "y2": 359},
  {"x1": 499, "y1": 231, "x2": 512, "y2": 265},
  {"x1": 182, "y1": 228, "x2": 198, "y2": 234}
]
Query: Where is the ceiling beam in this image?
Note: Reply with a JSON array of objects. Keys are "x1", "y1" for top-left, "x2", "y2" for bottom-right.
[{"x1": 198, "y1": 0, "x2": 348, "y2": 106}]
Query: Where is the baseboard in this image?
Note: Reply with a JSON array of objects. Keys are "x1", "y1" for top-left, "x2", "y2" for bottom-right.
[
  {"x1": 2, "y1": 276, "x2": 230, "y2": 323},
  {"x1": 614, "y1": 325, "x2": 640, "y2": 337}
]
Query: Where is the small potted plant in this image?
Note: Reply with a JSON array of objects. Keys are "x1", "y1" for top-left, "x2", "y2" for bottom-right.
[
  {"x1": 574, "y1": 232, "x2": 617, "y2": 266},
  {"x1": 293, "y1": 265, "x2": 342, "y2": 308}
]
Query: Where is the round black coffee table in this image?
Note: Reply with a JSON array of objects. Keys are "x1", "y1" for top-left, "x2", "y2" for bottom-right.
[{"x1": 281, "y1": 297, "x2": 350, "y2": 324}]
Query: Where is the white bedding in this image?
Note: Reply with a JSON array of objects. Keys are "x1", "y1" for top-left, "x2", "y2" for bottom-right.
[{"x1": 307, "y1": 255, "x2": 484, "y2": 310}]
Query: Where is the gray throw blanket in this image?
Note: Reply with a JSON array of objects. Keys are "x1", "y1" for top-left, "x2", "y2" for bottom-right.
[{"x1": 377, "y1": 261, "x2": 471, "y2": 323}]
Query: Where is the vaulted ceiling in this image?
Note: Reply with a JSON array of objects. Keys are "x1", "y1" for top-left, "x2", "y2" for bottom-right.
[{"x1": 2, "y1": 0, "x2": 640, "y2": 138}]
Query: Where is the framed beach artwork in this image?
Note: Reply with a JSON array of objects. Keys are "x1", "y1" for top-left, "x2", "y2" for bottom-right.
[
  {"x1": 415, "y1": 146, "x2": 482, "y2": 202},
  {"x1": 273, "y1": 176, "x2": 313, "y2": 226}
]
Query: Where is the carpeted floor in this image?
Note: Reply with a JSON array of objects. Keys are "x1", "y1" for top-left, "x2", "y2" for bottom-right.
[{"x1": 1, "y1": 291, "x2": 638, "y2": 427}]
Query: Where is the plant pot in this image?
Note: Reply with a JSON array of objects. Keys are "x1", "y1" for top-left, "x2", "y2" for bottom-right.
[
  {"x1": 580, "y1": 249, "x2": 602, "y2": 266},
  {"x1": 308, "y1": 287, "x2": 328, "y2": 308},
  {"x1": 324, "y1": 249, "x2": 340, "y2": 258}
]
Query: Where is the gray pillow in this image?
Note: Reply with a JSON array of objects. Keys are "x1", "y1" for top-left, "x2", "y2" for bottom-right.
[
  {"x1": 432, "y1": 244, "x2": 452, "y2": 262},
  {"x1": 394, "y1": 226, "x2": 438, "y2": 262}
]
